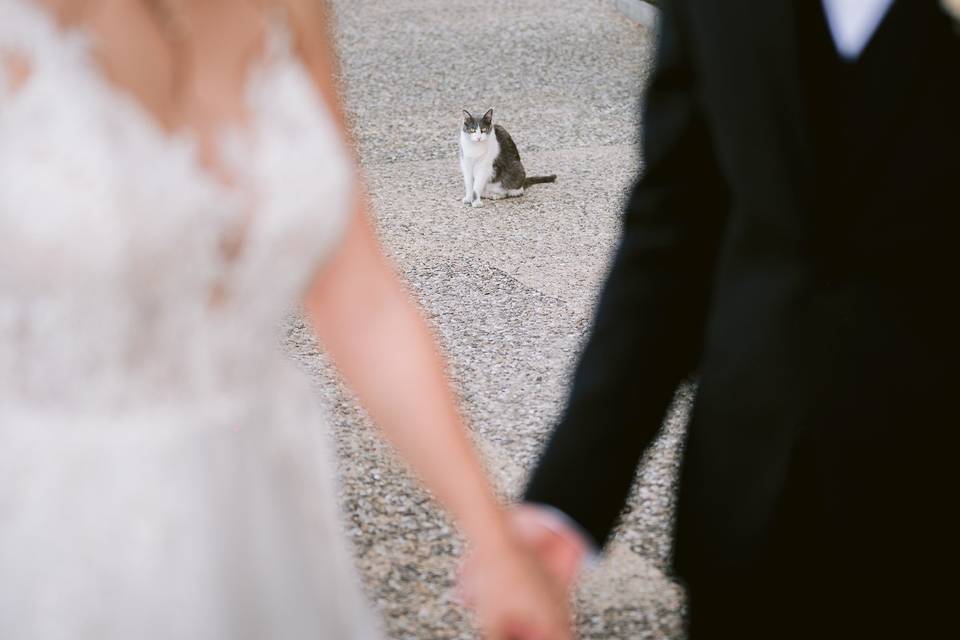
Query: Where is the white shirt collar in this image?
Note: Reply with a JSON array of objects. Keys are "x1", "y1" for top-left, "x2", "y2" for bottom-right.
[{"x1": 821, "y1": 0, "x2": 896, "y2": 60}]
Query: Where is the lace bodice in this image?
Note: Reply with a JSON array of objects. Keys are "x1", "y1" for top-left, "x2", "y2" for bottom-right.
[{"x1": 0, "y1": 0, "x2": 354, "y2": 413}]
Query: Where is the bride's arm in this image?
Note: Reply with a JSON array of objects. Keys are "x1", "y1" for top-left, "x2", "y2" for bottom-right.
[
  {"x1": 287, "y1": 2, "x2": 570, "y2": 638},
  {"x1": 306, "y1": 196, "x2": 573, "y2": 637},
  {"x1": 306, "y1": 190, "x2": 512, "y2": 554}
]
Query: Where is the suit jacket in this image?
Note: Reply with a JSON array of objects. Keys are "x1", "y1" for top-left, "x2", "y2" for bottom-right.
[{"x1": 525, "y1": 0, "x2": 958, "y2": 627}]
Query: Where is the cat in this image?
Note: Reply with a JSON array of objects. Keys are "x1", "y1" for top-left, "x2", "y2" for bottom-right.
[{"x1": 458, "y1": 108, "x2": 556, "y2": 208}]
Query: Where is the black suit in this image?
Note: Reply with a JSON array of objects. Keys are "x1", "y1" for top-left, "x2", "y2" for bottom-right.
[{"x1": 525, "y1": 1, "x2": 958, "y2": 636}]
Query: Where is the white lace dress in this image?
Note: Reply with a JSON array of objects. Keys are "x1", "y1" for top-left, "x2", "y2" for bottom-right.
[{"x1": 0, "y1": 2, "x2": 380, "y2": 638}]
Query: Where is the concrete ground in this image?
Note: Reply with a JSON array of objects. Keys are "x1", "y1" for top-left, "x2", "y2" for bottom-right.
[{"x1": 284, "y1": 1, "x2": 693, "y2": 637}]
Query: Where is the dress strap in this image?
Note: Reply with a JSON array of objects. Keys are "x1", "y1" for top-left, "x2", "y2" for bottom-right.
[
  {"x1": 0, "y1": 1, "x2": 90, "y2": 101},
  {"x1": 1, "y1": 1, "x2": 57, "y2": 54},
  {"x1": 0, "y1": 1, "x2": 40, "y2": 99},
  {"x1": 262, "y1": 5, "x2": 297, "y2": 62}
]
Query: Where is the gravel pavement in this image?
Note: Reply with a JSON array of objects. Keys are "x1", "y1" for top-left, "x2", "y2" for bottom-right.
[{"x1": 283, "y1": 2, "x2": 692, "y2": 637}]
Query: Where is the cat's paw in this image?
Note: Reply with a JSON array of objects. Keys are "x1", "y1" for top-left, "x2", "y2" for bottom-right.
[
  {"x1": 471, "y1": 198, "x2": 484, "y2": 208},
  {"x1": 462, "y1": 196, "x2": 473, "y2": 205}
]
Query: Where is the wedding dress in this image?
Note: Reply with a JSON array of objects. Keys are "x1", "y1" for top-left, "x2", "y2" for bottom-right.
[{"x1": 0, "y1": 1, "x2": 380, "y2": 637}]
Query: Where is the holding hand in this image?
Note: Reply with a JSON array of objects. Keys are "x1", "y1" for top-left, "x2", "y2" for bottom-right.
[
  {"x1": 507, "y1": 504, "x2": 590, "y2": 595},
  {"x1": 460, "y1": 536, "x2": 573, "y2": 640}
]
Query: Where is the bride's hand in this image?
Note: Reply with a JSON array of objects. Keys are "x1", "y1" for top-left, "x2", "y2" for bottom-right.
[{"x1": 461, "y1": 538, "x2": 574, "y2": 640}]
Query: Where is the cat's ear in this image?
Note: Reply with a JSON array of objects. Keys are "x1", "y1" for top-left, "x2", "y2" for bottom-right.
[
  {"x1": 462, "y1": 109, "x2": 473, "y2": 122},
  {"x1": 482, "y1": 108, "x2": 494, "y2": 125}
]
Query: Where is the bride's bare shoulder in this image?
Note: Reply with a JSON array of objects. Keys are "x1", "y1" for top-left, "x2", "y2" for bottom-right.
[
  {"x1": 271, "y1": 0, "x2": 335, "y2": 57},
  {"x1": 28, "y1": 0, "x2": 83, "y2": 25},
  {"x1": 270, "y1": 0, "x2": 348, "y2": 130}
]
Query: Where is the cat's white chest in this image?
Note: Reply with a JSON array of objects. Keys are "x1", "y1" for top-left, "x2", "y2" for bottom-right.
[{"x1": 459, "y1": 132, "x2": 498, "y2": 162}]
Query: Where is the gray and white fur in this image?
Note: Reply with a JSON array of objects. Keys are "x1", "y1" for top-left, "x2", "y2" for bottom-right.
[{"x1": 458, "y1": 108, "x2": 556, "y2": 207}]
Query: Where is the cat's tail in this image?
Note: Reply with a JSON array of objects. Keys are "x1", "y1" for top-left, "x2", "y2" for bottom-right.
[{"x1": 523, "y1": 174, "x2": 557, "y2": 188}]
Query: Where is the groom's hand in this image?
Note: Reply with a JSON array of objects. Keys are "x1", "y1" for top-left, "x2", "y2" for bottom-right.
[{"x1": 508, "y1": 504, "x2": 592, "y2": 594}]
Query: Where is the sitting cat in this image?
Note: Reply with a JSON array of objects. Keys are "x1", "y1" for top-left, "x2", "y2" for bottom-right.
[{"x1": 459, "y1": 108, "x2": 556, "y2": 208}]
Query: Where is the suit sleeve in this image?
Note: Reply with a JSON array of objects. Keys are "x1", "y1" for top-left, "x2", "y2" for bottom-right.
[{"x1": 523, "y1": 3, "x2": 729, "y2": 548}]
